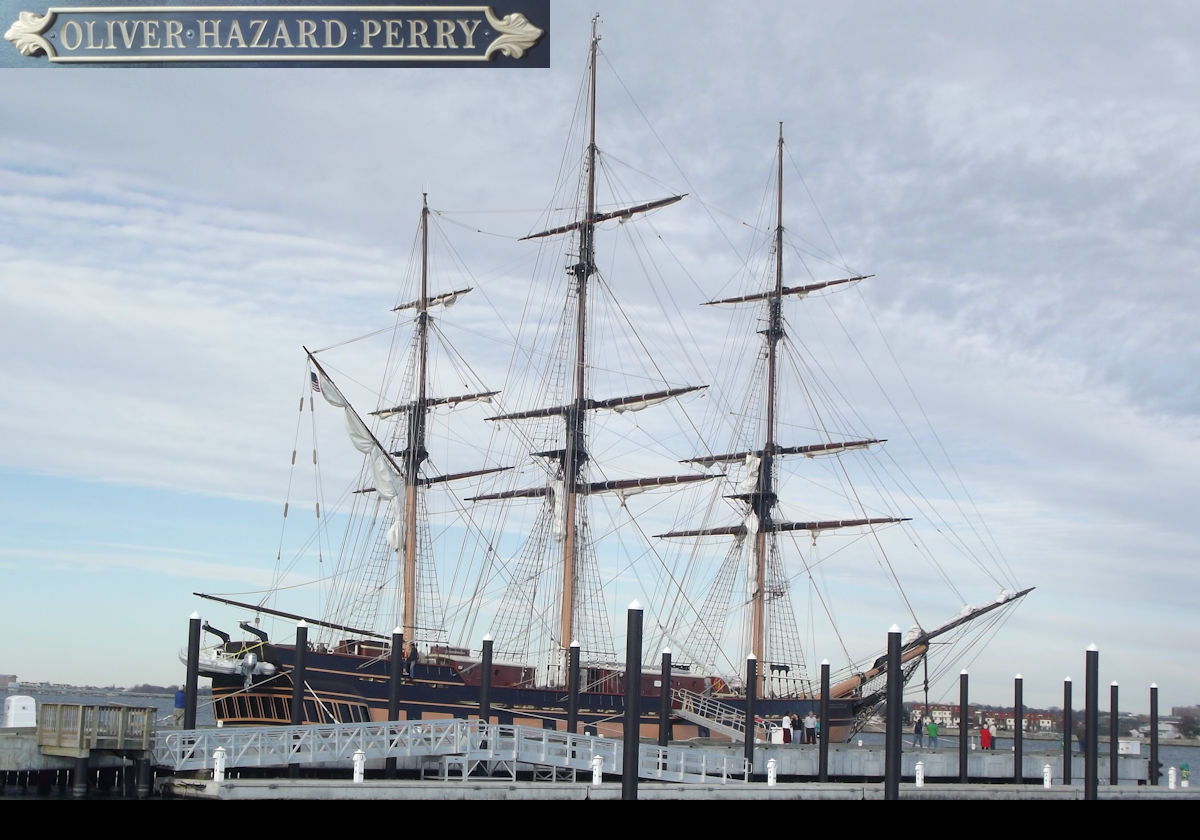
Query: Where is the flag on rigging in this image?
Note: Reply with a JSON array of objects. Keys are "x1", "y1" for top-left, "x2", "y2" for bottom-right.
[{"x1": 310, "y1": 371, "x2": 321, "y2": 393}]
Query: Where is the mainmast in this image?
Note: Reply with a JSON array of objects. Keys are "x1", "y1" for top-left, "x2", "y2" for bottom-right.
[
  {"x1": 557, "y1": 15, "x2": 601, "y2": 662},
  {"x1": 471, "y1": 16, "x2": 704, "y2": 677},
  {"x1": 749, "y1": 124, "x2": 787, "y2": 668}
]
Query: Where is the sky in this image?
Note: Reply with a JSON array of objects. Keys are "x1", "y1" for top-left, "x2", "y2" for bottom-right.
[{"x1": 1, "y1": 1, "x2": 1198, "y2": 716}]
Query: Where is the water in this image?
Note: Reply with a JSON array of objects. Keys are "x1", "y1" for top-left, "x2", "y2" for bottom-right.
[{"x1": 853, "y1": 730, "x2": 1196, "y2": 782}]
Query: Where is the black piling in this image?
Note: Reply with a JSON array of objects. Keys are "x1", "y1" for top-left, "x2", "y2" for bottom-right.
[
  {"x1": 744, "y1": 655, "x2": 757, "y2": 769},
  {"x1": 387, "y1": 627, "x2": 403, "y2": 778},
  {"x1": 884, "y1": 626, "x2": 901, "y2": 800},
  {"x1": 818, "y1": 660, "x2": 830, "y2": 781},
  {"x1": 71, "y1": 756, "x2": 88, "y2": 799},
  {"x1": 568, "y1": 640, "x2": 580, "y2": 735},
  {"x1": 1063, "y1": 677, "x2": 1073, "y2": 785},
  {"x1": 1013, "y1": 675, "x2": 1024, "y2": 784},
  {"x1": 1150, "y1": 683, "x2": 1160, "y2": 785},
  {"x1": 1084, "y1": 644, "x2": 1099, "y2": 800},
  {"x1": 480, "y1": 635, "x2": 494, "y2": 722},
  {"x1": 621, "y1": 602, "x2": 643, "y2": 801},
  {"x1": 659, "y1": 648, "x2": 672, "y2": 748},
  {"x1": 1109, "y1": 681, "x2": 1119, "y2": 786},
  {"x1": 958, "y1": 670, "x2": 969, "y2": 783},
  {"x1": 184, "y1": 612, "x2": 201, "y2": 730},
  {"x1": 289, "y1": 620, "x2": 308, "y2": 779}
]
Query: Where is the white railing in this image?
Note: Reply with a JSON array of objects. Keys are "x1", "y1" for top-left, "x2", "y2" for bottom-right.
[{"x1": 154, "y1": 717, "x2": 749, "y2": 784}]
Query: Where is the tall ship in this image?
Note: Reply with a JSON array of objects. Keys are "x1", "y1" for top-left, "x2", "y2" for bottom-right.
[{"x1": 188, "y1": 19, "x2": 1031, "y2": 742}]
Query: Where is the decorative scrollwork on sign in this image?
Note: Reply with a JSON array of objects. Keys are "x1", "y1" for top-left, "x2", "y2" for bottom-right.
[
  {"x1": 483, "y1": 9, "x2": 543, "y2": 60},
  {"x1": 5, "y1": 10, "x2": 56, "y2": 57}
]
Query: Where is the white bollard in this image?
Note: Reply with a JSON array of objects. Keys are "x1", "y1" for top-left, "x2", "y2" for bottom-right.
[
  {"x1": 213, "y1": 746, "x2": 226, "y2": 783},
  {"x1": 1043, "y1": 764, "x2": 1052, "y2": 788},
  {"x1": 592, "y1": 754, "x2": 604, "y2": 785},
  {"x1": 767, "y1": 757, "x2": 777, "y2": 786},
  {"x1": 353, "y1": 748, "x2": 365, "y2": 783},
  {"x1": 857, "y1": 739, "x2": 863, "y2": 747},
  {"x1": 915, "y1": 760, "x2": 924, "y2": 787},
  {"x1": 1169, "y1": 766, "x2": 1177, "y2": 789}
]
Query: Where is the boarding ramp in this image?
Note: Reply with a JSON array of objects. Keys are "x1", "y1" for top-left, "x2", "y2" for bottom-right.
[
  {"x1": 153, "y1": 718, "x2": 749, "y2": 785},
  {"x1": 672, "y1": 688, "x2": 775, "y2": 743}
]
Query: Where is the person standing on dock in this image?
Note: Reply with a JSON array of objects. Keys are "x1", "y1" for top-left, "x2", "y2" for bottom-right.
[
  {"x1": 804, "y1": 711, "x2": 817, "y2": 744},
  {"x1": 927, "y1": 718, "x2": 939, "y2": 749},
  {"x1": 980, "y1": 724, "x2": 992, "y2": 750},
  {"x1": 913, "y1": 715, "x2": 924, "y2": 747}
]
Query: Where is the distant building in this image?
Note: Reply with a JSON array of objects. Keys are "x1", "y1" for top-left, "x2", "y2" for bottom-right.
[{"x1": 0, "y1": 675, "x2": 16, "y2": 692}]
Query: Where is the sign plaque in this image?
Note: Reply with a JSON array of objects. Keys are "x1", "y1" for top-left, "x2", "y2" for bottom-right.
[{"x1": 3, "y1": 1, "x2": 548, "y2": 66}]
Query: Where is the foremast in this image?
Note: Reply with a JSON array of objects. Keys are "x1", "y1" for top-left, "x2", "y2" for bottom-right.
[{"x1": 310, "y1": 194, "x2": 502, "y2": 647}]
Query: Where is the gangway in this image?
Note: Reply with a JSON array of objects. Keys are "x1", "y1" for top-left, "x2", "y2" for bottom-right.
[
  {"x1": 672, "y1": 688, "x2": 776, "y2": 743},
  {"x1": 153, "y1": 718, "x2": 749, "y2": 785}
]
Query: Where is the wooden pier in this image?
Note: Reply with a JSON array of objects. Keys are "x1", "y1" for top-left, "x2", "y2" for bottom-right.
[{"x1": 1, "y1": 703, "x2": 157, "y2": 798}]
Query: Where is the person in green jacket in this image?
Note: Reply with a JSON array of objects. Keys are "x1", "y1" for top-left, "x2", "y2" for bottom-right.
[{"x1": 926, "y1": 719, "x2": 939, "y2": 748}]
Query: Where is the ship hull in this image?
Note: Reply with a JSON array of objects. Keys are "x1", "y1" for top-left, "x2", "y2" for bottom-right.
[{"x1": 204, "y1": 642, "x2": 860, "y2": 743}]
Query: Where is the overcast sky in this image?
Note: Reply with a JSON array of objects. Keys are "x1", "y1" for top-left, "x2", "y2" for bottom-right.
[{"x1": 1, "y1": 1, "x2": 1198, "y2": 715}]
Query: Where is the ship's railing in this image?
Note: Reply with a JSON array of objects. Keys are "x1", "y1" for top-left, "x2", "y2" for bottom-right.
[
  {"x1": 38, "y1": 703, "x2": 157, "y2": 758},
  {"x1": 154, "y1": 718, "x2": 749, "y2": 784}
]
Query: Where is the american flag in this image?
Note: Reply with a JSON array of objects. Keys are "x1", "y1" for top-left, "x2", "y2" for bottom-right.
[{"x1": 310, "y1": 371, "x2": 321, "y2": 393}]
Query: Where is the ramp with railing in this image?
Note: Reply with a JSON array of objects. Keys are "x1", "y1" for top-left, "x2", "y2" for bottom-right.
[
  {"x1": 672, "y1": 688, "x2": 775, "y2": 743},
  {"x1": 153, "y1": 718, "x2": 749, "y2": 784}
]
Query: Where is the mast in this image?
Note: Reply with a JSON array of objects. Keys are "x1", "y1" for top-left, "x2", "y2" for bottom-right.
[
  {"x1": 306, "y1": 195, "x2": 503, "y2": 650},
  {"x1": 399, "y1": 193, "x2": 432, "y2": 644},
  {"x1": 657, "y1": 127, "x2": 896, "y2": 691},
  {"x1": 471, "y1": 17, "x2": 702, "y2": 678},
  {"x1": 749, "y1": 124, "x2": 787, "y2": 670},
  {"x1": 558, "y1": 14, "x2": 602, "y2": 666}
]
